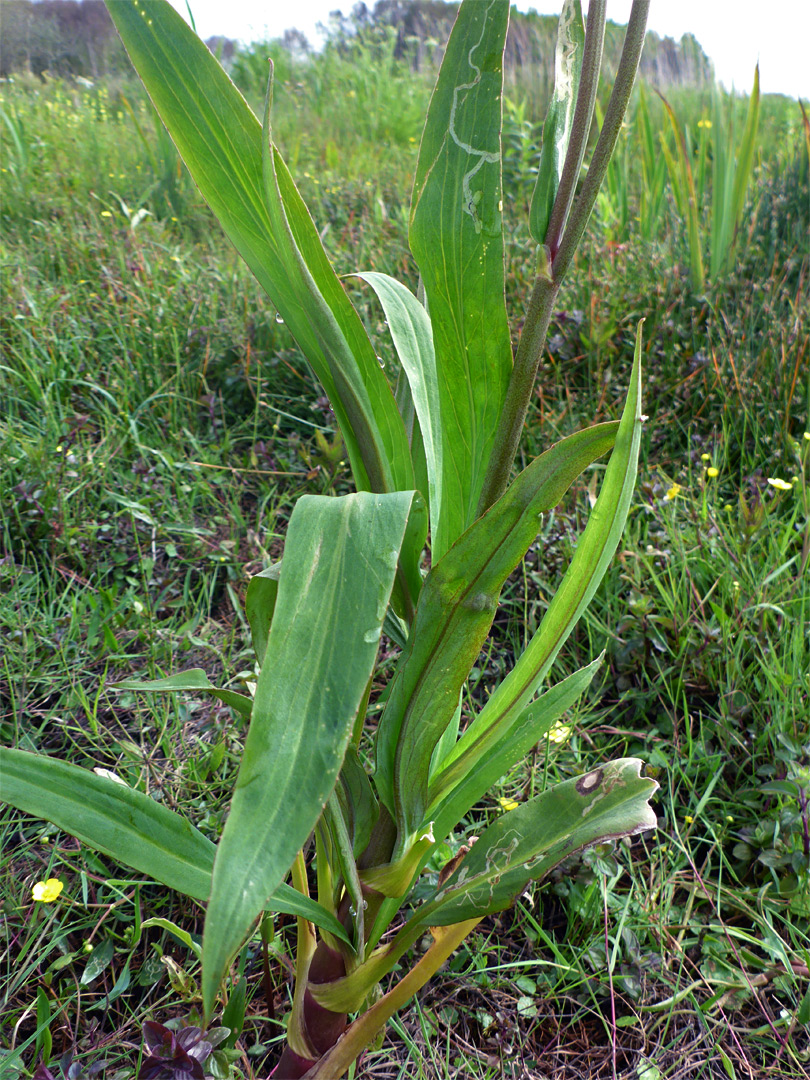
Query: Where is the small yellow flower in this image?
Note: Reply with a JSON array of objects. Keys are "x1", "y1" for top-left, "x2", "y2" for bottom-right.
[
  {"x1": 664, "y1": 483, "x2": 682, "y2": 501},
  {"x1": 767, "y1": 477, "x2": 792, "y2": 491},
  {"x1": 684, "y1": 815, "x2": 694, "y2": 824},
  {"x1": 803, "y1": 432, "x2": 810, "y2": 441},
  {"x1": 497, "y1": 797, "x2": 519, "y2": 812},
  {"x1": 706, "y1": 467, "x2": 719, "y2": 478},
  {"x1": 697, "y1": 119, "x2": 712, "y2": 129},
  {"x1": 100, "y1": 210, "x2": 112, "y2": 218},
  {"x1": 700, "y1": 453, "x2": 711, "y2": 462},
  {"x1": 546, "y1": 721, "x2": 573, "y2": 745},
  {"x1": 32, "y1": 878, "x2": 64, "y2": 903}
]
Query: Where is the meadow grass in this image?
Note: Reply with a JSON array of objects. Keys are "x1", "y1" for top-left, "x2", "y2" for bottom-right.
[{"x1": 1, "y1": 52, "x2": 808, "y2": 1080}]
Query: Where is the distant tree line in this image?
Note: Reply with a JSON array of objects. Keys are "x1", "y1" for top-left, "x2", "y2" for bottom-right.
[
  {"x1": 330, "y1": 2, "x2": 713, "y2": 93},
  {"x1": 0, "y1": 0, "x2": 713, "y2": 95},
  {"x1": 0, "y1": 0, "x2": 127, "y2": 78}
]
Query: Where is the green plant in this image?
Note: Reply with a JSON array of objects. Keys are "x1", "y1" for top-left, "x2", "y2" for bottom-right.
[
  {"x1": 1, "y1": 2, "x2": 657, "y2": 1076},
  {"x1": 658, "y1": 67, "x2": 761, "y2": 291}
]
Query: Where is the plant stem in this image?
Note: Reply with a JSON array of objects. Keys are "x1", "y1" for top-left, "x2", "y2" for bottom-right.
[
  {"x1": 299, "y1": 919, "x2": 481, "y2": 1080},
  {"x1": 552, "y1": 1, "x2": 651, "y2": 283},
  {"x1": 476, "y1": 0, "x2": 650, "y2": 516},
  {"x1": 543, "y1": 0, "x2": 607, "y2": 261}
]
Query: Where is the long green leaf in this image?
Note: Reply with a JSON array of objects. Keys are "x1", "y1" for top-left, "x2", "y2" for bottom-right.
[
  {"x1": 106, "y1": 0, "x2": 412, "y2": 496},
  {"x1": 313, "y1": 755, "x2": 656, "y2": 1014},
  {"x1": 529, "y1": 0, "x2": 585, "y2": 244},
  {"x1": 658, "y1": 93, "x2": 704, "y2": 291},
  {"x1": 114, "y1": 669, "x2": 252, "y2": 720},
  {"x1": 425, "y1": 758, "x2": 657, "y2": 924},
  {"x1": 453, "y1": 323, "x2": 644, "y2": 763},
  {"x1": 203, "y1": 491, "x2": 415, "y2": 1017},
  {"x1": 428, "y1": 654, "x2": 604, "y2": 837},
  {"x1": 727, "y1": 65, "x2": 760, "y2": 273},
  {"x1": 409, "y1": 0, "x2": 512, "y2": 559},
  {"x1": 354, "y1": 272, "x2": 442, "y2": 541},
  {"x1": 374, "y1": 421, "x2": 619, "y2": 839},
  {"x1": 1, "y1": 747, "x2": 214, "y2": 901},
  {"x1": 0, "y1": 748, "x2": 352, "y2": 945}
]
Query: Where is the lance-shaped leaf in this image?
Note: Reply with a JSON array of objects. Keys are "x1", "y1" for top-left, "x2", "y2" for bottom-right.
[
  {"x1": 1, "y1": 747, "x2": 216, "y2": 901},
  {"x1": 424, "y1": 759, "x2": 657, "y2": 925},
  {"x1": 449, "y1": 324, "x2": 644, "y2": 768},
  {"x1": 409, "y1": 0, "x2": 512, "y2": 560},
  {"x1": 529, "y1": 0, "x2": 585, "y2": 244},
  {"x1": 311, "y1": 759, "x2": 656, "y2": 1016},
  {"x1": 202, "y1": 491, "x2": 416, "y2": 1017},
  {"x1": 106, "y1": 0, "x2": 412, "y2": 496},
  {"x1": 354, "y1": 272, "x2": 442, "y2": 543},
  {"x1": 0, "y1": 748, "x2": 353, "y2": 945},
  {"x1": 428, "y1": 654, "x2": 604, "y2": 839},
  {"x1": 374, "y1": 421, "x2": 619, "y2": 839},
  {"x1": 114, "y1": 669, "x2": 252, "y2": 720}
]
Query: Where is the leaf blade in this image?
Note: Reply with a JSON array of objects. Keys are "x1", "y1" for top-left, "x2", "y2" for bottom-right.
[
  {"x1": 0, "y1": 747, "x2": 215, "y2": 901},
  {"x1": 453, "y1": 323, "x2": 644, "y2": 764},
  {"x1": 202, "y1": 491, "x2": 415, "y2": 1016},
  {"x1": 529, "y1": 0, "x2": 585, "y2": 244},
  {"x1": 375, "y1": 421, "x2": 619, "y2": 838},
  {"x1": 114, "y1": 669, "x2": 253, "y2": 719},
  {"x1": 106, "y1": 0, "x2": 411, "y2": 495},
  {"x1": 426, "y1": 759, "x2": 657, "y2": 924},
  {"x1": 409, "y1": 0, "x2": 512, "y2": 559}
]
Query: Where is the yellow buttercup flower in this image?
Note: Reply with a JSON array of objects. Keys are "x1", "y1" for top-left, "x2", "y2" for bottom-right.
[
  {"x1": 706, "y1": 467, "x2": 719, "y2": 478},
  {"x1": 767, "y1": 477, "x2": 792, "y2": 491},
  {"x1": 32, "y1": 878, "x2": 64, "y2": 903},
  {"x1": 497, "y1": 796, "x2": 519, "y2": 812},
  {"x1": 546, "y1": 721, "x2": 573, "y2": 745},
  {"x1": 664, "y1": 483, "x2": 682, "y2": 501}
]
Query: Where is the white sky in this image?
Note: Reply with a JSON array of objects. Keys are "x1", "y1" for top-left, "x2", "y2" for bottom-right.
[{"x1": 167, "y1": 0, "x2": 810, "y2": 100}]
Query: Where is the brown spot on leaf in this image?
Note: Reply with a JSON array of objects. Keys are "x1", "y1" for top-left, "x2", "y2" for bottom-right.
[{"x1": 576, "y1": 768, "x2": 604, "y2": 794}]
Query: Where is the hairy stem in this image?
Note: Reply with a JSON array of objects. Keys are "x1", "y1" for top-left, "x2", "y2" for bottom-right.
[
  {"x1": 543, "y1": 0, "x2": 607, "y2": 260},
  {"x1": 552, "y1": 0, "x2": 650, "y2": 282}
]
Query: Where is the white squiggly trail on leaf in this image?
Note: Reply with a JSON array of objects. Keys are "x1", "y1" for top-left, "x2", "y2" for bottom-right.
[
  {"x1": 448, "y1": 0, "x2": 501, "y2": 234},
  {"x1": 553, "y1": 0, "x2": 581, "y2": 167}
]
